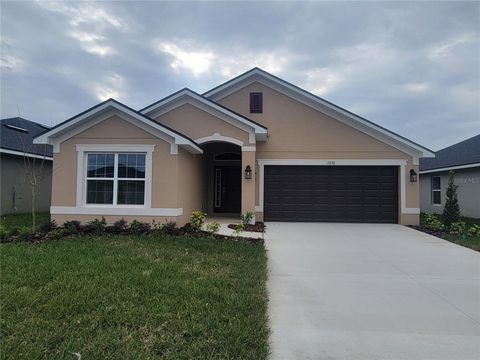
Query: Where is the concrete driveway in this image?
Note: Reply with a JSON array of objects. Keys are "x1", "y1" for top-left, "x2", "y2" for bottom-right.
[{"x1": 266, "y1": 223, "x2": 480, "y2": 360}]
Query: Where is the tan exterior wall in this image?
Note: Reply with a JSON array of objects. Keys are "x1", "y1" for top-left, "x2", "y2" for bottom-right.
[
  {"x1": 218, "y1": 82, "x2": 420, "y2": 225},
  {"x1": 52, "y1": 214, "x2": 178, "y2": 226},
  {"x1": 51, "y1": 115, "x2": 188, "y2": 225},
  {"x1": 241, "y1": 151, "x2": 256, "y2": 215},
  {"x1": 177, "y1": 147, "x2": 205, "y2": 224},
  {"x1": 152, "y1": 103, "x2": 250, "y2": 145}
]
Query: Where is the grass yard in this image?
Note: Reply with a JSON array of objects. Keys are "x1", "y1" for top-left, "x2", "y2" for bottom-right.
[
  {"x1": 0, "y1": 212, "x2": 50, "y2": 232},
  {"x1": 0, "y1": 235, "x2": 269, "y2": 359}
]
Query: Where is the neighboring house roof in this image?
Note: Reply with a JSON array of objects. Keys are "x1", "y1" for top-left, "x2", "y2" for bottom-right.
[
  {"x1": 140, "y1": 88, "x2": 268, "y2": 141},
  {"x1": 0, "y1": 117, "x2": 53, "y2": 159},
  {"x1": 204, "y1": 67, "x2": 435, "y2": 159},
  {"x1": 34, "y1": 98, "x2": 203, "y2": 154},
  {"x1": 420, "y1": 134, "x2": 480, "y2": 173}
]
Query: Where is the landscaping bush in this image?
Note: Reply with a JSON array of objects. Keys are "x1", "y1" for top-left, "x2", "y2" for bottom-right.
[
  {"x1": 162, "y1": 221, "x2": 177, "y2": 235},
  {"x1": 48, "y1": 228, "x2": 70, "y2": 240},
  {"x1": 0, "y1": 224, "x2": 9, "y2": 242},
  {"x1": 205, "y1": 221, "x2": 220, "y2": 234},
  {"x1": 63, "y1": 220, "x2": 81, "y2": 234},
  {"x1": 423, "y1": 213, "x2": 445, "y2": 231},
  {"x1": 189, "y1": 211, "x2": 207, "y2": 232},
  {"x1": 443, "y1": 171, "x2": 461, "y2": 229},
  {"x1": 449, "y1": 221, "x2": 466, "y2": 235},
  {"x1": 84, "y1": 217, "x2": 107, "y2": 235},
  {"x1": 233, "y1": 223, "x2": 245, "y2": 237},
  {"x1": 37, "y1": 219, "x2": 57, "y2": 233},
  {"x1": 130, "y1": 220, "x2": 151, "y2": 235},
  {"x1": 108, "y1": 218, "x2": 128, "y2": 234},
  {"x1": 18, "y1": 226, "x2": 33, "y2": 242},
  {"x1": 241, "y1": 212, "x2": 255, "y2": 225},
  {"x1": 468, "y1": 224, "x2": 480, "y2": 237}
]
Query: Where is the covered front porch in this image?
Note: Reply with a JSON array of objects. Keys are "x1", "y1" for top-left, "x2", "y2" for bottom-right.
[{"x1": 198, "y1": 139, "x2": 256, "y2": 222}]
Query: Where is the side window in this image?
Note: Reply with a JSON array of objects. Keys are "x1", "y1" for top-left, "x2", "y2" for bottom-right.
[
  {"x1": 431, "y1": 176, "x2": 441, "y2": 205},
  {"x1": 250, "y1": 92, "x2": 263, "y2": 113}
]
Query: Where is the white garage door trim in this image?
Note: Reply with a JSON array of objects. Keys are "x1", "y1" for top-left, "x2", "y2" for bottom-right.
[{"x1": 255, "y1": 159, "x2": 419, "y2": 216}]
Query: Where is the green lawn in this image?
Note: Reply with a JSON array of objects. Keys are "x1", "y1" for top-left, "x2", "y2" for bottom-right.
[
  {"x1": 0, "y1": 235, "x2": 269, "y2": 359},
  {"x1": 0, "y1": 212, "x2": 50, "y2": 232}
]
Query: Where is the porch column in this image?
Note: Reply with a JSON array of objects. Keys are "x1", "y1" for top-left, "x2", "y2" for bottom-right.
[{"x1": 241, "y1": 148, "x2": 256, "y2": 221}]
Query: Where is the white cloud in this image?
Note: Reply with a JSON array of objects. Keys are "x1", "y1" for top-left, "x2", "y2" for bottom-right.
[
  {"x1": 93, "y1": 73, "x2": 125, "y2": 101},
  {"x1": 156, "y1": 42, "x2": 214, "y2": 76},
  {"x1": 0, "y1": 55, "x2": 24, "y2": 71},
  {"x1": 404, "y1": 82, "x2": 430, "y2": 93},
  {"x1": 429, "y1": 33, "x2": 474, "y2": 59},
  {"x1": 305, "y1": 67, "x2": 341, "y2": 95},
  {"x1": 69, "y1": 31, "x2": 115, "y2": 57}
]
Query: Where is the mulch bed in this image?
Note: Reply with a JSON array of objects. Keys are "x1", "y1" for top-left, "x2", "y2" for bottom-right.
[
  {"x1": 228, "y1": 222, "x2": 266, "y2": 233},
  {"x1": 408, "y1": 225, "x2": 448, "y2": 239}
]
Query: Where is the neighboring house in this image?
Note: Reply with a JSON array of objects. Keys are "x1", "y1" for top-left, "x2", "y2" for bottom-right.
[
  {"x1": 420, "y1": 134, "x2": 480, "y2": 218},
  {"x1": 34, "y1": 68, "x2": 434, "y2": 226},
  {"x1": 1, "y1": 117, "x2": 53, "y2": 215}
]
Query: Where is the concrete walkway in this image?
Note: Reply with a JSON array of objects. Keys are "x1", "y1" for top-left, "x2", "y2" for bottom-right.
[{"x1": 265, "y1": 223, "x2": 480, "y2": 360}]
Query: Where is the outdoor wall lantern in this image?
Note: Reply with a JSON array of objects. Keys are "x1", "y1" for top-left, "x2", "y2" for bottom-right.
[
  {"x1": 410, "y1": 169, "x2": 417, "y2": 182},
  {"x1": 245, "y1": 165, "x2": 252, "y2": 180}
]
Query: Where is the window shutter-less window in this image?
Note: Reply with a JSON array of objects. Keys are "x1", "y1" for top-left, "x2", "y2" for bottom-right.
[{"x1": 250, "y1": 92, "x2": 263, "y2": 113}]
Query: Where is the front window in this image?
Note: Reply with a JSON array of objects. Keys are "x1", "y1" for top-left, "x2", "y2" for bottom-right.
[
  {"x1": 86, "y1": 153, "x2": 146, "y2": 205},
  {"x1": 431, "y1": 176, "x2": 441, "y2": 205}
]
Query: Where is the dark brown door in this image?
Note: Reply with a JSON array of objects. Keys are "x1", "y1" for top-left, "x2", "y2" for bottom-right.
[
  {"x1": 214, "y1": 166, "x2": 241, "y2": 213},
  {"x1": 264, "y1": 165, "x2": 398, "y2": 223}
]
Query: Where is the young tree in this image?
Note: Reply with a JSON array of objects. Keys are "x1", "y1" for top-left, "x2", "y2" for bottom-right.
[{"x1": 442, "y1": 171, "x2": 461, "y2": 229}]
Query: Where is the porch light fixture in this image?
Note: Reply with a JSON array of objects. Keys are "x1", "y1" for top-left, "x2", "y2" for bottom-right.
[
  {"x1": 245, "y1": 165, "x2": 252, "y2": 180},
  {"x1": 410, "y1": 169, "x2": 417, "y2": 182}
]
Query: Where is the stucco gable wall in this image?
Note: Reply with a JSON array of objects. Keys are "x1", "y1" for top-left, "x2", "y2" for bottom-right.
[
  {"x1": 152, "y1": 103, "x2": 251, "y2": 145},
  {"x1": 217, "y1": 82, "x2": 409, "y2": 158},
  {"x1": 52, "y1": 115, "x2": 179, "y2": 209}
]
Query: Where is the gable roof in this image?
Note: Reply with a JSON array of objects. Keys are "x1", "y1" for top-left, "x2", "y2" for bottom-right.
[
  {"x1": 1, "y1": 117, "x2": 53, "y2": 159},
  {"x1": 420, "y1": 134, "x2": 480, "y2": 173},
  {"x1": 204, "y1": 67, "x2": 435, "y2": 158},
  {"x1": 33, "y1": 98, "x2": 203, "y2": 154},
  {"x1": 140, "y1": 88, "x2": 268, "y2": 141}
]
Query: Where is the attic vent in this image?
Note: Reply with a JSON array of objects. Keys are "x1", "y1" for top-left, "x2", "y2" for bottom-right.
[{"x1": 5, "y1": 124, "x2": 28, "y2": 133}]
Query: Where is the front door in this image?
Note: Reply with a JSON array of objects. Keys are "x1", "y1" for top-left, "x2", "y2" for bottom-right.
[{"x1": 214, "y1": 166, "x2": 241, "y2": 213}]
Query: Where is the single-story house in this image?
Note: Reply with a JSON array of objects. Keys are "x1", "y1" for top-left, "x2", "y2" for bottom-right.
[
  {"x1": 420, "y1": 134, "x2": 480, "y2": 218},
  {"x1": 34, "y1": 68, "x2": 434, "y2": 226},
  {"x1": 1, "y1": 117, "x2": 53, "y2": 215}
]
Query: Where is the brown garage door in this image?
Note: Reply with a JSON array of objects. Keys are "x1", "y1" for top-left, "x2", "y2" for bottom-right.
[{"x1": 264, "y1": 165, "x2": 398, "y2": 223}]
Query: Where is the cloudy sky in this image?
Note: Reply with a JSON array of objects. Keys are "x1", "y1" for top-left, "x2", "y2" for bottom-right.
[{"x1": 1, "y1": 1, "x2": 479, "y2": 150}]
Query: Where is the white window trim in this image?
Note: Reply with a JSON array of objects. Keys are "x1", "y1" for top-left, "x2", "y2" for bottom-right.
[
  {"x1": 254, "y1": 159, "x2": 420, "y2": 216},
  {"x1": 49, "y1": 144, "x2": 182, "y2": 217},
  {"x1": 431, "y1": 176, "x2": 442, "y2": 206},
  {"x1": 85, "y1": 153, "x2": 147, "y2": 207},
  {"x1": 77, "y1": 144, "x2": 153, "y2": 210}
]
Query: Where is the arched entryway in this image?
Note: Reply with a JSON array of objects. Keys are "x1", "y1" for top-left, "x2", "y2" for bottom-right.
[{"x1": 201, "y1": 142, "x2": 242, "y2": 216}]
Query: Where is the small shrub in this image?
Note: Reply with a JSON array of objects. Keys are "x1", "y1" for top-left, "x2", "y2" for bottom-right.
[
  {"x1": 63, "y1": 220, "x2": 81, "y2": 234},
  {"x1": 109, "y1": 218, "x2": 128, "y2": 234},
  {"x1": 443, "y1": 171, "x2": 461, "y2": 229},
  {"x1": 232, "y1": 223, "x2": 245, "y2": 237},
  {"x1": 18, "y1": 226, "x2": 33, "y2": 242},
  {"x1": 130, "y1": 220, "x2": 151, "y2": 235},
  {"x1": 49, "y1": 228, "x2": 70, "y2": 240},
  {"x1": 162, "y1": 221, "x2": 177, "y2": 235},
  {"x1": 467, "y1": 224, "x2": 480, "y2": 237},
  {"x1": 85, "y1": 217, "x2": 107, "y2": 235},
  {"x1": 423, "y1": 213, "x2": 444, "y2": 231},
  {"x1": 240, "y1": 212, "x2": 255, "y2": 225},
  {"x1": 190, "y1": 211, "x2": 207, "y2": 232},
  {"x1": 449, "y1": 221, "x2": 466, "y2": 235},
  {"x1": 205, "y1": 221, "x2": 220, "y2": 234},
  {"x1": 0, "y1": 224, "x2": 9, "y2": 241},
  {"x1": 37, "y1": 219, "x2": 57, "y2": 233}
]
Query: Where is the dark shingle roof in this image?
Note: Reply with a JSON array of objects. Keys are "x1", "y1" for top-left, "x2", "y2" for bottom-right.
[
  {"x1": 420, "y1": 134, "x2": 480, "y2": 171},
  {"x1": 1, "y1": 117, "x2": 53, "y2": 157}
]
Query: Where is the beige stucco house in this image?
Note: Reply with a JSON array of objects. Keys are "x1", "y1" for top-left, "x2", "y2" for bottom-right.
[{"x1": 34, "y1": 68, "x2": 434, "y2": 226}]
